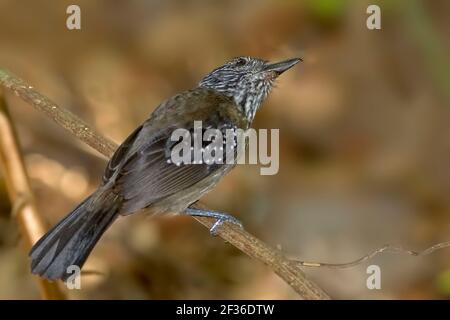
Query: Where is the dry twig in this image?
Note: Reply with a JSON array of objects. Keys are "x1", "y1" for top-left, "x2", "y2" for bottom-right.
[
  {"x1": 0, "y1": 69, "x2": 330, "y2": 300},
  {"x1": 0, "y1": 87, "x2": 65, "y2": 299},
  {"x1": 294, "y1": 242, "x2": 450, "y2": 269}
]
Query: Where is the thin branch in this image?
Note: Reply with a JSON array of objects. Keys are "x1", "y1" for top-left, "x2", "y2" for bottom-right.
[
  {"x1": 293, "y1": 242, "x2": 450, "y2": 269},
  {"x1": 0, "y1": 88, "x2": 65, "y2": 299},
  {"x1": 0, "y1": 69, "x2": 330, "y2": 300}
]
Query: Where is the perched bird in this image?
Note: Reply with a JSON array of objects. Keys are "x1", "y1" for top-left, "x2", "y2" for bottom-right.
[{"x1": 29, "y1": 56, "x2": 301, "y2": 280}]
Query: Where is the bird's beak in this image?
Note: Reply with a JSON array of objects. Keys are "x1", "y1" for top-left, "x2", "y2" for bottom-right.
[{"x1": 263, "y1": 58, "x2": 302, "y2": 75}]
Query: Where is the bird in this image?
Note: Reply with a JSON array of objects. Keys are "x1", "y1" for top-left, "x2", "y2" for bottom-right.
[{"x1": 29, "y1": 56, "x2": 301, "y2": 281}]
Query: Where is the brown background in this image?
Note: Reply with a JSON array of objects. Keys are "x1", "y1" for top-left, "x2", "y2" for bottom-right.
[{"x1": 0, "y1": 0, "x2": 450, "y2": 299}]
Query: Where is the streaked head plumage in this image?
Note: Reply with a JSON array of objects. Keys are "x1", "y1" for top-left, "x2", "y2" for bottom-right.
[{"x1": 199, "y1": 56, "x2": 301, "y2": 122}]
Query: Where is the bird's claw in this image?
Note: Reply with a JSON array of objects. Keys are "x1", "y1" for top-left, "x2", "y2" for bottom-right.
[
  {"x1": 209, "y1": 214, "x2": 243, "y2": 236},
  {"x1": 183, "y1": 207, "x2": 243, "y2": 236}
]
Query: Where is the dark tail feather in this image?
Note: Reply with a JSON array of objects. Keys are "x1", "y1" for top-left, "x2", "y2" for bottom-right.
[{"x1": 29, "y1": 189, "x2": 121, "y2": 281}]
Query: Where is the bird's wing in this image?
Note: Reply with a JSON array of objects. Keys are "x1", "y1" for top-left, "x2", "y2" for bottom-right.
[
  {"x1": 102, "y1": 88, "x2": 247, "y2": 215},
  {"x1": 102, "y1": 124, "x2": 144, "y2": 184}
]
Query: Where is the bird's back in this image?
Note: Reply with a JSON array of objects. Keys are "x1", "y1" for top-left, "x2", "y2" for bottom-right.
[{"x1": 103, "y1": 88, "x2": 248, "y2": 215}]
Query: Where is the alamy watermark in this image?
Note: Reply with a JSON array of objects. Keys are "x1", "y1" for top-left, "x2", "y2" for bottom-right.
[
  {"x1": 168, "y1": 121, "x2": 279, "y2": 175},
  {"x1": 366, "y1": 265, "x2": 381, "y2": 290},
  {"x1": 65, "y1": 265, "x2": 81, "y2": 290},
  {"x1": 366, "y1": 4, "x2": 381, "y2": 30},
  {"x1": 66, "y1": 5, "x2": 81, "y2": 30}
]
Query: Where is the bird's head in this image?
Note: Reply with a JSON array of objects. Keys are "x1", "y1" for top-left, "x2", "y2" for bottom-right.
[{"x1": 199, "y1": 56, "x2": 301, "y2": 122}]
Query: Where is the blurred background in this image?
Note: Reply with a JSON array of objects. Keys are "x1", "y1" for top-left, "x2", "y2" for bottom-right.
[{"x1": 0, "y1": 0, "x2": 450, "y2": 299}]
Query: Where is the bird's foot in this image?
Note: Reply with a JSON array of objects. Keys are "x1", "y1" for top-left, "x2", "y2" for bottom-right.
[{"x1": 184, "y1": 207, "x2": 243, "y2": 235}]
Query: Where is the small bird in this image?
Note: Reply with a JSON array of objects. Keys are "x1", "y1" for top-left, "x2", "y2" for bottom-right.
[{"x1": 29, "y1": 56, "x2": 301, "y2": 280}]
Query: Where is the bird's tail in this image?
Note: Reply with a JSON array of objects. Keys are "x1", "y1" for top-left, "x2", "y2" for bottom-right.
[{"x1": 29, "y1": 188, "x2": 122, "y2": 281}]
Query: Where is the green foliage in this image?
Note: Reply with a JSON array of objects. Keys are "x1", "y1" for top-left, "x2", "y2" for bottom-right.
[
  {"x1": 436, "y1": 269, "x2": 450, "y2": 296},
  {"x1": 305, "y1": 0, "x2": 348, "y2": 24}
]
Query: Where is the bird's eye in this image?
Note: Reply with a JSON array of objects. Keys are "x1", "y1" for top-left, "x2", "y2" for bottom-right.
[{"x1": 235, "y1": 58, "x2": 247, "y2": 67}]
